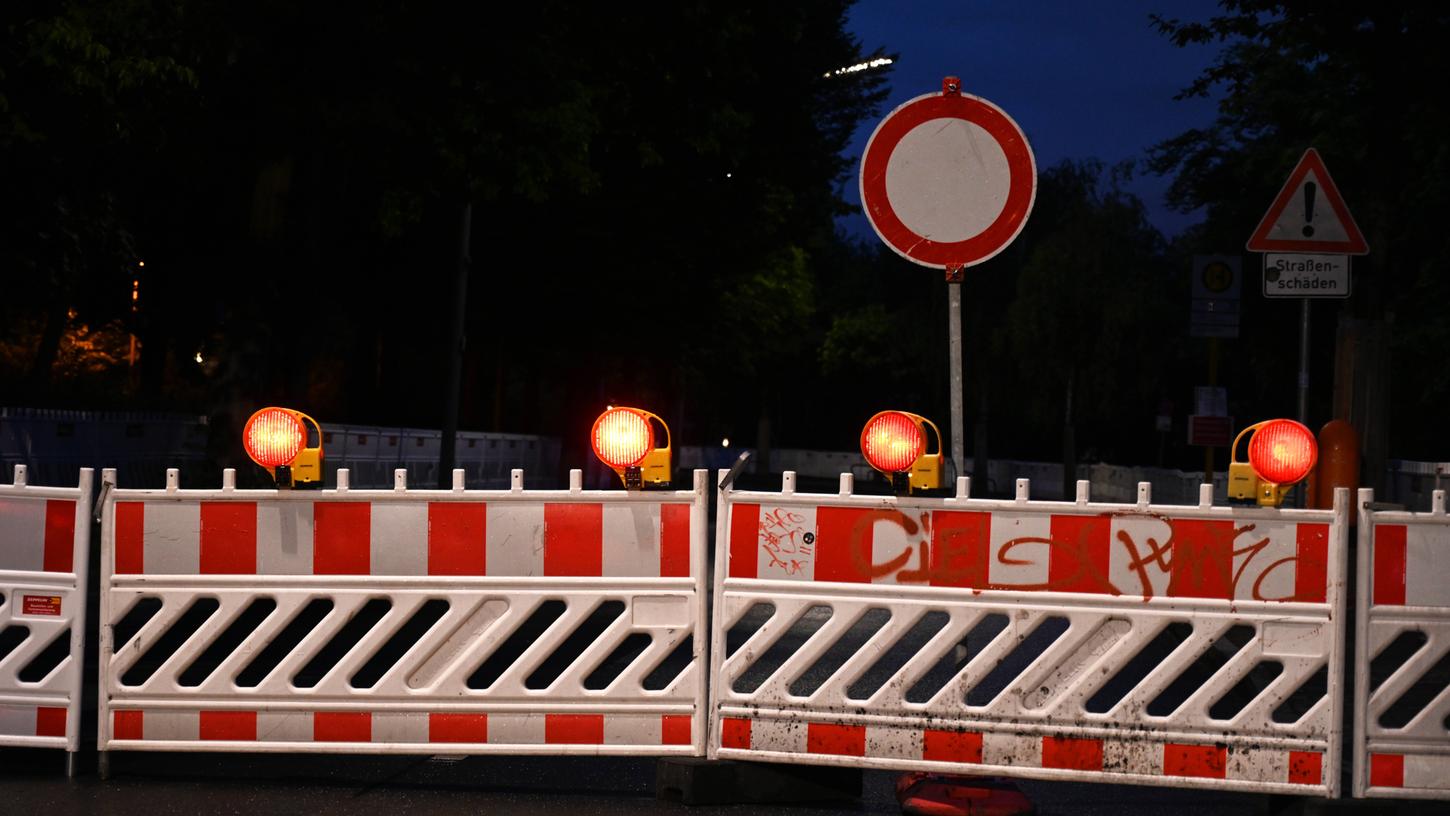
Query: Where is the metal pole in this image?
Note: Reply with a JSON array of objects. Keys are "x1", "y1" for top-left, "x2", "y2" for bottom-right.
[
  {"x1": 948, "y1": 281, "x2": 965, "y2": 481},
  {"x1": 1298, "y1": 298, "x2": 1311, "y2": 425},
  {"x1": 439, "y1": 202, "x2": 472, "y2": 487}
]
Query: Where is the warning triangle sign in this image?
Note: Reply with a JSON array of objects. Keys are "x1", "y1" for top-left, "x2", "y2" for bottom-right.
[{"x1": 1246, "y1": 148, "x2": 1369, "y2": 254}]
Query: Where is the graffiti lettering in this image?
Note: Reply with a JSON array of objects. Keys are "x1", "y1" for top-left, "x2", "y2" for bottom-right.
[
  {"x1": 759, "y1": 508, "x2": 814, "y2": 575},
  {"x1": 811, "y1": 510, "x2": 1310, "y2": 602}
]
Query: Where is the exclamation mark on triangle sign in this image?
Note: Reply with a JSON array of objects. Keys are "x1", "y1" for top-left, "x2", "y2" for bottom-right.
[{"x1": 1302, "y1": 181, "x2": 1317, "y2": 237}]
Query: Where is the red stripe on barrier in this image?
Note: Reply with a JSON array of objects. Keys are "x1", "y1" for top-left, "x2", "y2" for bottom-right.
[
  {"x1": 1292, "y1": 523, "x2": 1329, "y2": 603},
  {"x1": 930, "y1": 511, "x2": 990, "y2": 589},
  {"x1": 1167, "y1": 520, "x2": 1236, "y2": 599},
  {"x1": 728, "y1": 504, "x2": 760, "y2": 579},
  {"x1": 544, "y1": 504, "x2": 603, "y2": 576},
  {"x1": 200, "y1": 502, "x2": 256, "y2": 574},
  {"x1": 660, "y1": 504, "x2": 691, "y2": 578},
  {"x1": 314, "y1": 712, "x2": 371, "y2": 742},
  {"x1": 1048, "y1": 515, "x2": 1111, "y2": 594},
  {"x1": 662, "y1": 715, "x2": 691, "y2": 745},
  {"x1": 427, "y1": 502, "x2": 486, "y2": 575},
  {"x1": 814, "y1": 507, "x2": 875, "y2": 583},
  {"x1": 807, "y1": 722, "x2": 865, "y2": 757},
  {"x1": 1369, "y1": 753, "x2": 1404, "y2": 788},
  {"x1": 42, "y1": 500, "x2": 75, "y2": 573},
  {"x1": 1288, "y1": 750, "x2": 1322, "y2": 785},
  {"x1": 115, "y1": 502, "x2": 145, "y2": 574},
  {"x1": 429, "y1": 713, "x2": 488, "y2": 743},
  {"x1": 1041, "y1": 736, "x2": 1103, "y2": 771},
  {"x1": 1373, "y1": 525, "x2": 1408, "y2": 606},
  {"x1": 1163, "y1": 743, "x2": 1226, "y2": 779},
  {"x1": 923, "y1": 729, "x2": 983, "y2": 764},
  {"x1": 545, "y1": 713, "x2": 604, "y2": 744},
  {"x1": 113, "y1": 710, "x2": 143, "y2": 740},
  {"x1": 200, "y1": 710, "x2": 257, "y2": 741},
  {"x1": 721, "y1": 717, "x2": 751, "y2": 749},
  {"x1": 35, "y1": 707, "x2": 66, "y2": 737},
  {"x1": 314, "y1": 503, "x2": 371, "y2": 575}
]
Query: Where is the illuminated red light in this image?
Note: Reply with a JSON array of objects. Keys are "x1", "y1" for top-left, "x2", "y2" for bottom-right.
[
  {"x1": 243, "y1": 408, "x2": 305, "y2": 468},
  {"x1": 592, "y1": 407, "x2": 654, "y2": 469},
  {"x1": 1248, "y1": 419, "x2": 1318, "y2": 484},
  {"x1": 861, "y1": 411, "x2": 926, "y2": 473}
]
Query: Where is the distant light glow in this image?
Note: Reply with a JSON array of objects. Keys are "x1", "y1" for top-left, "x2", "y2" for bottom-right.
[
  {"x1": 823, "y1": 57, "x2": 893, "y2": 78},
  {"x1": 194, "y1": 352, "x2": 204, "y2": 364},
  {"x1": 721, "y1": 437, "x2": 730, "y2": 448},
  {"x1": 725, "y1": 172, "x2": 733, "y2": 179},
  {"x1": 137, "y1": 260, "x2": 145, "y2": 268}
]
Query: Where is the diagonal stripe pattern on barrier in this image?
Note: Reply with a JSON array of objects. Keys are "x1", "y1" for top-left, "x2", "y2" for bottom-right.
[
  {"x1": 708, "y1": 473, "x2": 1350, "y2": 797},
  {"x1": 0, "y1": 466, "x2": 94, "y2": 762},
  {"x1": 1353, "y1": 488, "x2": 1450, "y2": 800},
  {"x1": 98, "y1": 467, "x2": 709, "y2": 756}
]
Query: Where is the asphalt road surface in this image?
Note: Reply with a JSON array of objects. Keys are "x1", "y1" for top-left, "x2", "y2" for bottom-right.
[{"x1": 10, "y1": 745, "x2": 1422, "y2": 816}]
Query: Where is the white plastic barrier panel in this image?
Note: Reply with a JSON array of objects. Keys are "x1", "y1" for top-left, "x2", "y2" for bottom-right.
[
  {"x1": 709, "y1": 474, "x2": 1349, "y2": 797},
  {"x1": 98, "y1": 467, "x2": 708, "y2": 756},
  {"x1": 1353, "y1": 488, "x2": 1450, "y2": 800},
  {"x1": 0, "y1": 465, "x2": 94, "y2": 760}
]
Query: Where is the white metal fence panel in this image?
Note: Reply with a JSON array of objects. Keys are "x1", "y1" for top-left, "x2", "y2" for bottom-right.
[
  {"x1": 1353, "y1": 488, "x2": 1450, "y2": 800},
  {"x1": 709, "y1": 473, "x2": 1348, "y2": 797},
  {"x1": 98, "y1": 467, "x2": 708, "y2": 756},
  {"x1": 0, "y1": 465, "x2": 93, "y2": 758}
]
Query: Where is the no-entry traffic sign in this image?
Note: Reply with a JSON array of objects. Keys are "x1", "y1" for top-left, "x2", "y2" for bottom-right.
[{"x1": 860, "y1": 77, "x2": 1036, "y2": 271}]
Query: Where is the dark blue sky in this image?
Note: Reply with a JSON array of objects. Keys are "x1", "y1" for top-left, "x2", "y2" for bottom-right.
[{"x1": 842, "y1": 0, "x2": 1225, "y2": 241}]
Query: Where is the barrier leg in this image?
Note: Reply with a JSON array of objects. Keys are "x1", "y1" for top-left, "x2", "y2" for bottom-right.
[
  {"x1": 66, "y1": 751, "x2": 77, "y2": 778},
  {"x1": 98, "y1": 750, "x2": 110, "y2": 781}
]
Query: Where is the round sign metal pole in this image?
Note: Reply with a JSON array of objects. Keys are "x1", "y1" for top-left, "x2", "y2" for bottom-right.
[
  {"x1": 948, "y1": 277, "x2": 965, "y2": 481},
  {"x1": 860, "y1": 76, "x2": 1036, "y2": 487}
]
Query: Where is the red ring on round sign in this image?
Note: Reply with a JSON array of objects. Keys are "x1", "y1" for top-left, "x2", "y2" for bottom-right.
[{"x1": 860, "y1": 92, "x2": 1036, "y2": 269}]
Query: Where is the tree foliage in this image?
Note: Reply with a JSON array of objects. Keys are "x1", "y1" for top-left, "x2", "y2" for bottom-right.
[{"x1": 1150, "y1": 1, "x2": 1450, "y2": 458}]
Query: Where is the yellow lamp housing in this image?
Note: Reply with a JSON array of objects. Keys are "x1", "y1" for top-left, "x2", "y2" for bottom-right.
[
  {"x1": 590, "y1": 406, "x2": 672, "y2": 489},
  {"x1": 860, "y1": 410, "x2": 944, "y2": 494},
  {"x1": 1228, "y1": 419, "x2": 1318, "y2": 507},
  {"x1": 242, "y1": 407, "x2": 325, "y2": 489}
]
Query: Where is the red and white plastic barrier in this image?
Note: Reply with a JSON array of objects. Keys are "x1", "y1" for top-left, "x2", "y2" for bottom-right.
[
  {"x1": 1353, "y1": 488, "x2": 1450, "y2": 800},
  {"x1": 709, "y1": 473, "x2": 1349, "y2": 796},
  {"x1": 98, "y1": 467, "x2": 708, "y2": 758},
  {"x1": 0, "y1": 466, "x2": 93, "y2": 770}
]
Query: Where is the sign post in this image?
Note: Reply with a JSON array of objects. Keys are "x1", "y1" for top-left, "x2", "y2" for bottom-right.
[
  {"x1": 860, "y1": 76, "x2": 1036, "y2": 482},
  {"x1": 1246, "y1": 148, "x2": 1369, "y2": 426}
]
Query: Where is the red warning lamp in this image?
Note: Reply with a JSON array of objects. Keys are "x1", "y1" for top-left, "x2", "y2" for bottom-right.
[
  {"x1": 591, "y1": 406, "x2": 671, "y2": 489},
  {"x1": 861, "y1": 411, "x2": 926, "y2": 473},
  {"x1": 860, "y1": 410, "x2": 943, "y2": 494},
  {"x1": 1228, "y1": 419, "x2": 1318, "y2": 507},
  {"x1": 243, "y1": 407, "x2": 324, "y2": 488}
]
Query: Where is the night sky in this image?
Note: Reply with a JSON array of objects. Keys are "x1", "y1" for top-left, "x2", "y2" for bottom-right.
[{"x1": 841, "y1": 0, "x2": 1223, "y2": 241}]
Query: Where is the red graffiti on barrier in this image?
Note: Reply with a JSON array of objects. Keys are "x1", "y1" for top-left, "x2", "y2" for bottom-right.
[
  {"x1": 818, "y1": 509, "x2": 1304, "y2": 601},
  {"x1": 759, "y1": 507, "x2": 815, "y2": 576}
]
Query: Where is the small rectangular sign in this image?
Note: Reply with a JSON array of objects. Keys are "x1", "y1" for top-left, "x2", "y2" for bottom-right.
[
  {"x1": 1264, "y1": 253, "x2": 1351, "y2": 298},
  {"x1": 1188, "y1": 415, "x2": 1233, "y2": 447},
  {"x1": 22, "y1": 595, "x2": 63, "y2": 616}
]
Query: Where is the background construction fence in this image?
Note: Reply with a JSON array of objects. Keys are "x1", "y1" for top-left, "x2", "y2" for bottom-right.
[
  {"x1": 0, "y1": 465, "x2": 94, "y2": 769},
  {"x1": 709, "y1": 472, "x2": 1349, "y2": 797},
  {"x1": 97, "y1": 467, "x2": 708, "y2": 758},
  {"x1": 1353, "y1": 488, "x2": 1450, "y2": 800}
]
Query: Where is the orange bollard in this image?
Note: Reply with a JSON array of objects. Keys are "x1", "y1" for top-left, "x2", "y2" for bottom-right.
[{"x1": 1312, "y1": 419, "x2": 1360, "y2": 509}]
